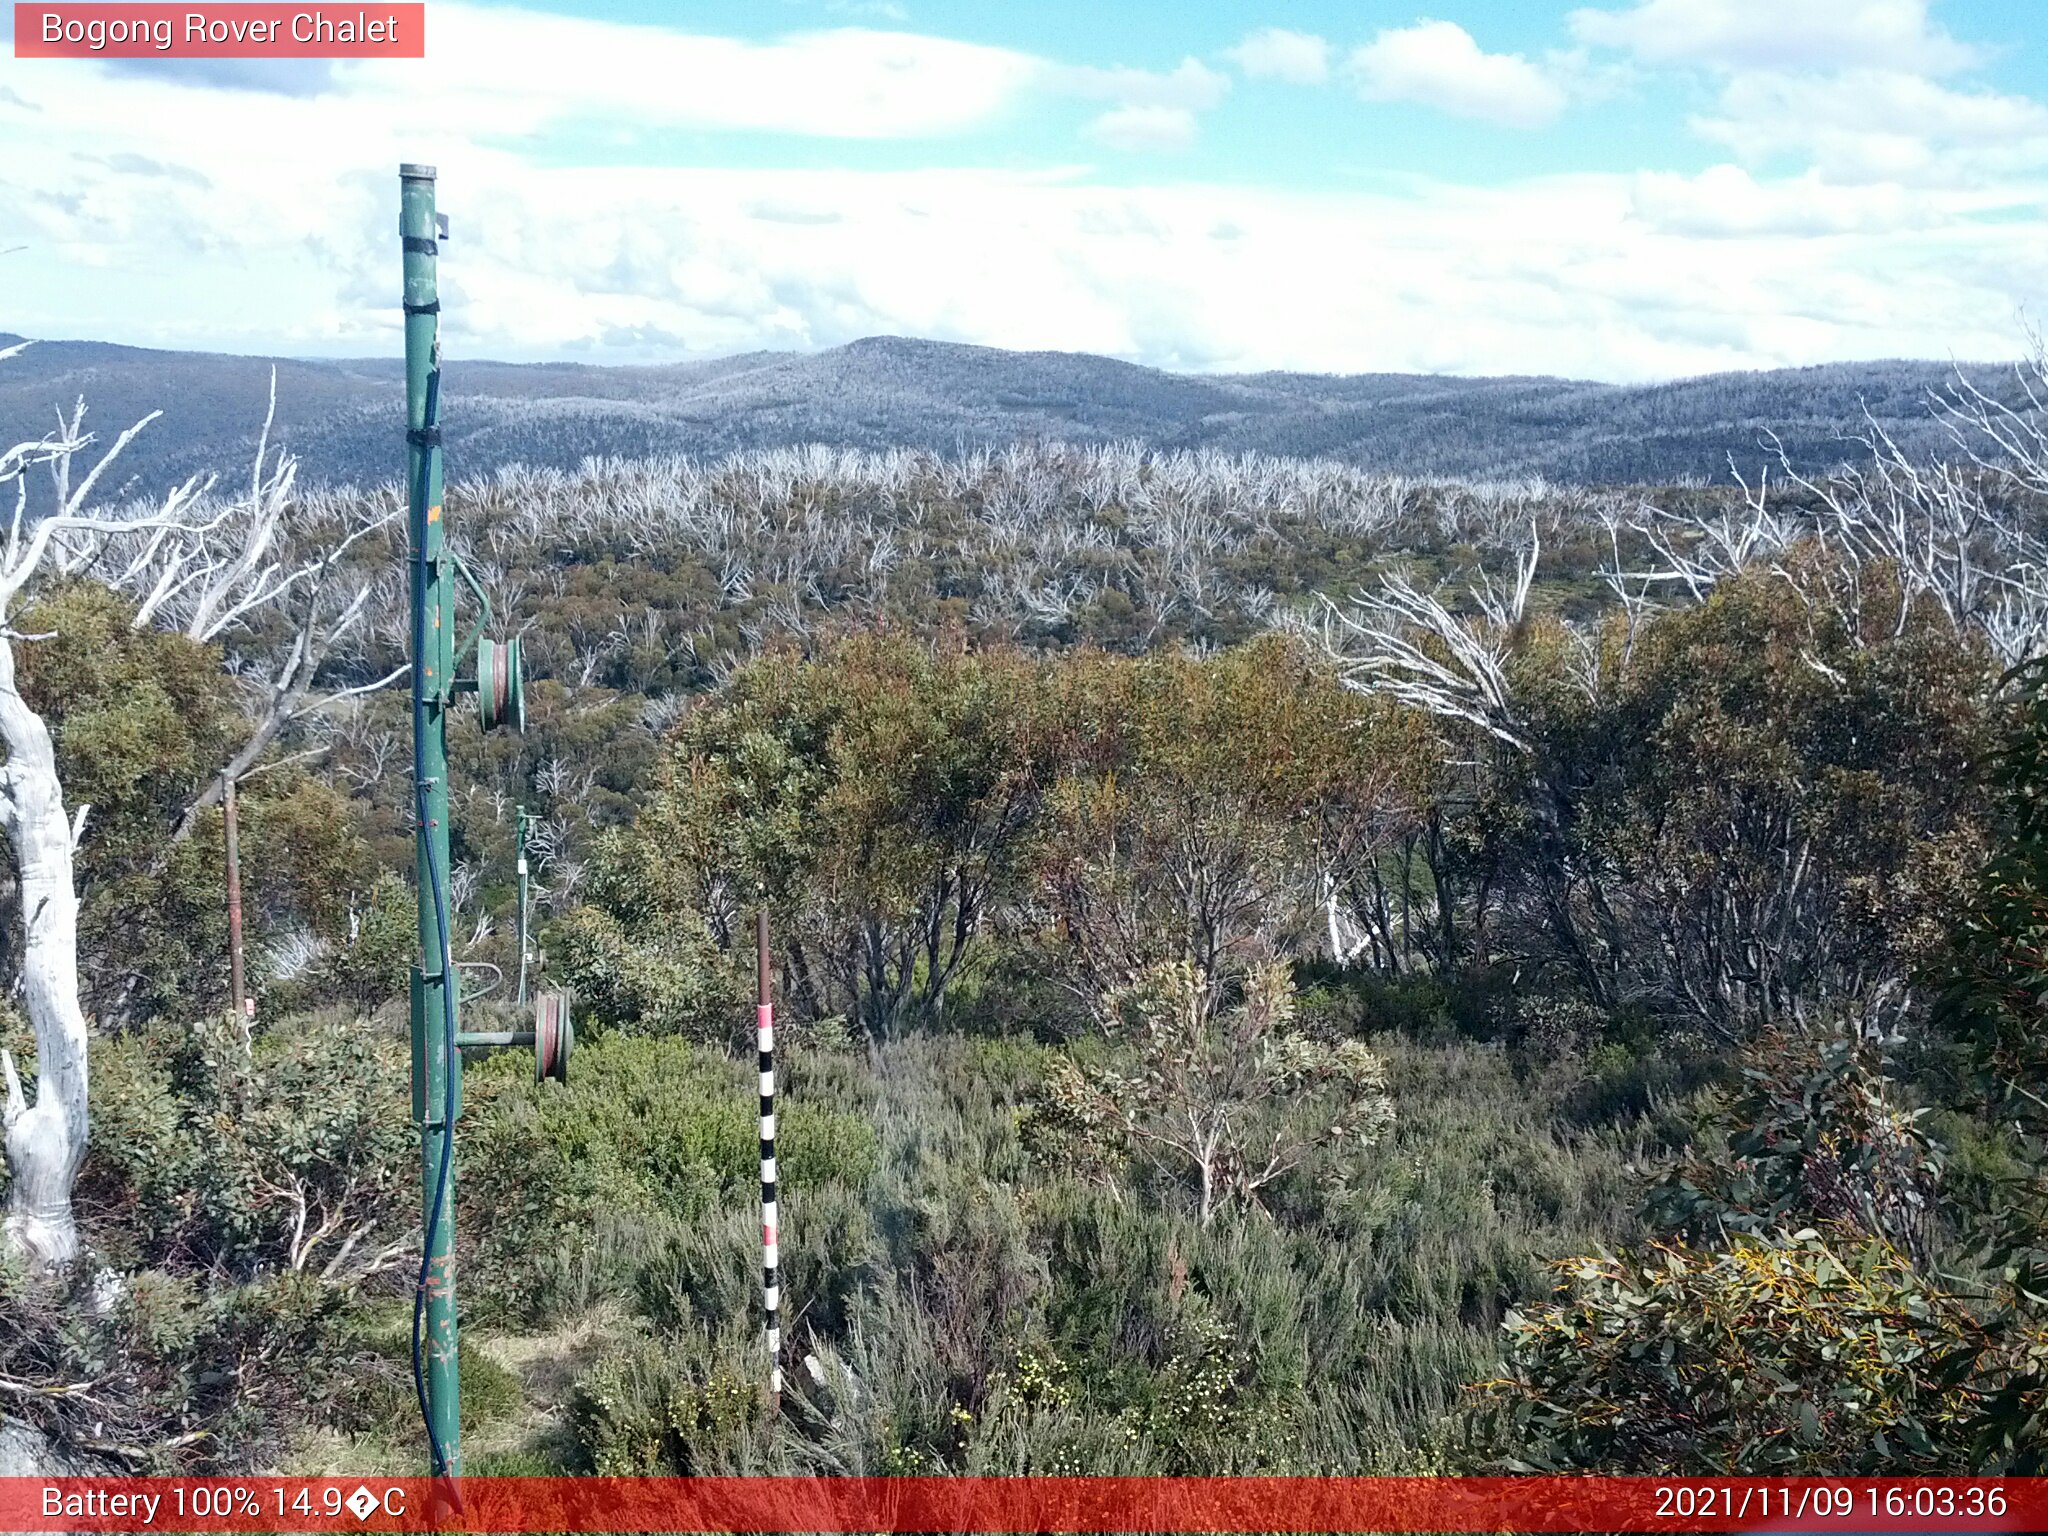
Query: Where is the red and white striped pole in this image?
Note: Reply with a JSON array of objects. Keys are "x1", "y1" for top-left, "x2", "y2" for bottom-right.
[{"x1": 756, "y1": 908, "x2": 782, "y2": 1411}]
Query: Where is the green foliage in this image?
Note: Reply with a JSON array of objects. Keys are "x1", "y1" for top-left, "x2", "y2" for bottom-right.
[
  {"x1": 1126, "y1": 1305, "x2": 1298, "y2": 1472},
  {"x1": 1035, "y1": 635, "x2": 1428, "y2": 993},
  {"x1": 458, "y1": 1034, "x2": 879, "y2": 1326},
  {"x1": 578, "y1": 632, "x2": 1427, "y2": 1044},
  {"x1": 4, "y1": 1012, "x2": 411, "y2": 1469},
  {"x1": 1428, "y1": 558, "x2": 1992, "y2": 1036},
  {"x1": 1936, "y1": 654, "x2": 2048, "y2": 1267},
  {"x1": 237, "y1": 774, "x2": 372, "y2": 953},
  {"x1": 1040, "y1": 961, "x2": 1393, "y2": 1223},
  {"x1": 1647, "y1": 1022, "x2": 1941, "y2": 1261},
  {"x1": 12, "y1": 580, "x2": 244, "y2": 1022},
  {"x1": 0, "y1": 1258, "x2": 363, "y2": 1470},
  {"x1": 329, "y1": 1322, "x2": 524, "y2": 1441},
  {"x1": 568, "y1": 1329, "x2": 768, "y2": 1474},
  {"x1": 11, "y1": 583, "x2": 371, "y2": 1021},
  {"x1": 620, "y1": 632, "x2": 1051, "y2": 1040},
  {"x1": 314, "y1": 871, "x2": 416, "y2": 1011},
  {"x1": 1470, "y1": 635, "x2": 2048, "y2": 1476},
  {"x1": 81, "y1": 1015, "x2": 412, "y2": 1282},
  {"x1": 22, "y1": 450, "x2": 2014, "y2": 1482},
  {"x1": 14, "y1": 582, "x2": 241, "y2": 884},
  {"x1": 549, "y1": 897, "x2": 741, "y2": 1043},
  {"x1": 477, "y1": 1020, "x2": 1643, "y2": 1478},
  {"x1": 1477, "y1": 1227, "x2": 2048, "y2": 1473}
]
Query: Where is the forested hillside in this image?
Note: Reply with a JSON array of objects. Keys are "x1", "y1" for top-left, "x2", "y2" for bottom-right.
[
  {"x1": 0, "y1": 332, "x2": 2014, "y2": 495},
  {"x1": 5, "y1": 350, "x2": 2048, "y2": 1477}
]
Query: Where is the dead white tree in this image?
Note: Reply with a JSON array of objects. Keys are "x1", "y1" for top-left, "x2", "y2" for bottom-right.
[
  {"x1": 20, "y1": 376, "x2": 407, "y2": 847},
  {"x1": 0, "y1": 355, "x2": 409, "y2": 1259},
  {"x1": 96, "y1": 378, "x2": 407, "y2": 842},
  {"x1": 1616, "y1": 355, "x2": 2048, "y2": 667},
  {"x1": 1320, "y1": 533, "x2": 1539, "y2": 752},
  {"x1": 0, "y1": 359, "x2": 222, "y2": 1265}
]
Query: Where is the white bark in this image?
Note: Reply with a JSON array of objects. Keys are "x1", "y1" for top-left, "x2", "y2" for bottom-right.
[
  {"x1": 0, "y1": 630, "x2": 88, "y2": 1266},
  {"x1": 0, "y1": 347, "x2": 215, "y2": 1266},
  {"x1": 18, "y1": 372, "x2": 405, "y2": 853},
  {"x1": 1321, "y1": 534, "x2": 1539, "y2": 753}
]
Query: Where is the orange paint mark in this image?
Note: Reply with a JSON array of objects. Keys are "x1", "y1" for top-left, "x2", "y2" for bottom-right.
[{"x1": 428, "y1": 505, "x2": 442, "y2": 522}]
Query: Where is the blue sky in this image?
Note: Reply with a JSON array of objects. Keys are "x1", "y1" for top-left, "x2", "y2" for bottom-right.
[{"x1": 5, "y1": 0, "x2": 2048, "y2": 378}]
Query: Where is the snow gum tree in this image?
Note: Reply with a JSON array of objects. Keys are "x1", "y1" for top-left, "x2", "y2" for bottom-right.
[
  {"x1": 0, "y1": 360, "x2": 182, "y2": 1264},
  {"x1": 0, "y1": 351, "x2": 396, "y2": 1265}
]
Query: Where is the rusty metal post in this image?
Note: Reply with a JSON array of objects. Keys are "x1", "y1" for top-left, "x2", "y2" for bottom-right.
[
  {"x1": 223, "y1": 774, "x2": 247, "y2": 1029},
  {"x1": 515, "y1": 806, "x2": 534, "y2": 1004}
]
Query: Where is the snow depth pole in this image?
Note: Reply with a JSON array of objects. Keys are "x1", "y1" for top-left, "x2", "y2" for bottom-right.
[
  {"x1": 402, "y1": 161, "x2": 462, "y2": 1482},
  {"x1": 757, "y1": 908, "x2": 782, "y2": 1411}
]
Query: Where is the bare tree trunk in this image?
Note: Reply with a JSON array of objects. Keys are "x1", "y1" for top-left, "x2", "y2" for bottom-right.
[{"x1": 0, "y1": 634, "x2": 87, "y2": 1267}]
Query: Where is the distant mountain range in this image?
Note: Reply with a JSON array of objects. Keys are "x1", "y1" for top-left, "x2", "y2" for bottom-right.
[{"x1": 0, "y1": 332, "x2": 2010, "y2": 496}]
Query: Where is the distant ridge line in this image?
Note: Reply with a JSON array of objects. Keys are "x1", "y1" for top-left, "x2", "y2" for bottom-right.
[{"x1": 0, "y1": 331, "x2": 2014, "y2": 494}]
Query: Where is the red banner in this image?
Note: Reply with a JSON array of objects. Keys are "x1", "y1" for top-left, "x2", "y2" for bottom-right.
[
  {"x1": 12, "y1": 4, "x2": 424, "y2": 58},
  {"x1": 0, "y1": 1477, "x2": 2040, "y2": 1532}
]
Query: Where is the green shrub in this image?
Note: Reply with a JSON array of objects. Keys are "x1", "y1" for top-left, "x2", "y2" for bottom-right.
[
  {"x1": 568, "y1": 1329, "x2": 767, "y2": 1474},
  {"x1": 1473, "y1": 1227, "x2": 2048, "y2": 1473},
  {"x1": 315, "y1": 872, "x2": 417, "y2": 1012},
  {"x1": 459, "y1": 1034, "x2": 879, "y2": 1325},
  {"x1": 549, "y1": 900, "x2": 745, "y2": 1044},
  {"x1": 327, "y1": 1315, "x2": 524, "y2": 1441},
  {"x1": 0, "y1": 1258, "x2": 359, "y2": 1470},
  {"x1": 81, "y1": 1014, "x2": 412, "y2": 1282}
]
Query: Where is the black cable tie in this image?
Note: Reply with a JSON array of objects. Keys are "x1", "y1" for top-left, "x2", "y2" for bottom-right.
[
  {"x1": 406, "y1": 427, "x2": 442, "y2": 448},
  {"x1": 402, "y1": 236, "x2": 438, "y2": 255},
  {"x1": 403, "y1": 300, "x2": 441, "y2": 316}
]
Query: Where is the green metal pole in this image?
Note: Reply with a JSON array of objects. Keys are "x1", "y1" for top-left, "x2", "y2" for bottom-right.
[{"x1": 401, "y1": 162, "x2": 461, "y2": 1479}]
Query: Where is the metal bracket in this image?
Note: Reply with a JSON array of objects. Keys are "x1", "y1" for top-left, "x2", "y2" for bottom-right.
[
  {"x1": 408, "y1": 968, "x2": 463, "y2": 1126},
  {"x1": 446, "y1": 544, "x2": 494, "y2": 673}
]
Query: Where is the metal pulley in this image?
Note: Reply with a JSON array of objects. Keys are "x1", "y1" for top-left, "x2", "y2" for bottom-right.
[
  {"x1": 533, "y1": 989, "x2": 573, "y2": 1085},
  {"x1": 475, "y1": 635, "x2": 526, "y2": 733},
  {"x1": 453, "y1": 989, "x2": 573, "y2": 1084}
]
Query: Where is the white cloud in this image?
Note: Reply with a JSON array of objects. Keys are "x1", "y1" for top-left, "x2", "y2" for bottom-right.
[
  {"x1": 1054, "y1": 57, "x2": 1230, "y2": 150},
  {"x1": 1087, "y1": 106, "x2": 1201, "y2": 152},
  {"x1": 378, "y1": 9, "x2": 1039, "y2": 139},
  {"x1": 1, "y1": 7, "x2": 2043, "y2": 383},
  {"x1": 1698, "y1": 69, "x2": 2048, "y2": 185},
  {"x1": 1629, "y1": 164, "x2": 1939, "y2": 238},
  {"x1": 1569, "y1": 0, "x2": 1979, "y2": 76},
  {"x1": 4, "y1": 89, "x2": 2036, "y2": 383},
  {"x1": 824, "y1": 0, "x2": 909, "y2": 19},
  {"x1": 1347, "y1": 21, "x2": 1567, "y2": 129},
  {"x1": 1225, "y1": 28, "x2": 1329, "y2": 85},
  {"x1": 1571, "y1": 0, "x2": 2039, "y2": 205},
  {"x1": 1055, "y1": 57, "x2": 1231, "y2": 112}
]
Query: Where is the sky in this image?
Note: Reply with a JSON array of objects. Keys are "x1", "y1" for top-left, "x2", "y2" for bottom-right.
[{"x1": 4, "y1": 0, "x2": 2048, "y2": 380}]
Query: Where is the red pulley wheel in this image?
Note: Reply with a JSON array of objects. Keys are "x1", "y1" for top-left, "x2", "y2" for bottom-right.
[
  {"x1": 534, "y1": 989, "x2": 573, "y2": 1084},
  {"x1": 477, "y1": 636, "x2": 526, "y2": 733}
]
